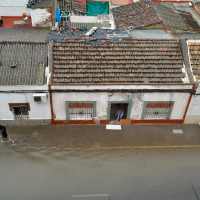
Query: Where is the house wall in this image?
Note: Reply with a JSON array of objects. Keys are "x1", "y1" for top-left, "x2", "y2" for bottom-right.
[
  {"x1": 0, "y1": 85, "x2": 51, "y2": 125},
  {"x1": 0, "y1": 0, "x2": 31, "y2": 17},
  {"x1": 185, "y1": 84, "x2": 200, "y2": 123},
  {"x1": 51, "y1": 85, "x2": 192, "y2": 122},
  {"x1": 70, "y1": 16, "x2": 99, "y2": 23}
]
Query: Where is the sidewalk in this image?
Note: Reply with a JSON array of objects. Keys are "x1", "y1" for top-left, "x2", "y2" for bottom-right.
[{"x1": 5, "y1": 124, "x2": 200, "y2": 150}]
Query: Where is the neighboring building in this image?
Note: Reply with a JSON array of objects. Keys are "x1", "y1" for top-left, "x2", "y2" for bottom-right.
[
  {"x1": 0, "y1": 42, "x2": 51, "y2": 125},
  {"x1": 185, "y1": 40, "x2": 200, "y2": 123},
  {"x1": 0, "y1": 0, "x2": 56, "y2": 28},
  {"x1": 48, "y1": 35, "x2": 194, "y2": 125},
  {"x1": 0, "y1": 0, "x2": 31, "y2": 17},
  {"x1": 30, "y1": 0, "x2": 57, "y2": 28},
  {"x1": 112, "y1": 1, "x2": 200, "y2": 31},
  {"x1": 59, "y1": 0, "x2": 114, "y2": 29}
]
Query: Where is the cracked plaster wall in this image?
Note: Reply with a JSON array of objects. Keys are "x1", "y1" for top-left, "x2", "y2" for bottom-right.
[{"x1": 51, "y1": 85, "x2": 191, "y2": 120}]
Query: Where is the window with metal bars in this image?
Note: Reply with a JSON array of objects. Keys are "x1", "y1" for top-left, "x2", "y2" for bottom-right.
[
  {"x1": 69, "y1": 107, "x2": 93, "y2": 120},
  {"x1": 144, "y1": 107, "x2": 170, "y2": 119},
  {"x1": 68, "y1": 103, "x2": 94, "y2": 120},
  {"x1": 12, "y1": 105, "x2": 29, "y2": 119},
  {"x1": 141, "y1": 101, "x2": 174, "y2": 120}
]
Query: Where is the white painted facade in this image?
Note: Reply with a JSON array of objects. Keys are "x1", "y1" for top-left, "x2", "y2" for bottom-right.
[
  {"x1": 0, "y1": 85, "x2": 51, "y2": 120},
  {"x1": 185, "y1": 40, "x2": 200, "y2": 123},
  {"x1": 185, "y1": 84, "x2": 200, "y2": 123},
  {"x1": 70, "y1": 16, "x2": 99, "y2": 23},
  {"x1": 0, "y1": 0, "x2": 31, "y2": 17},
  {"x1": 51, "y1": 85, "x2": 192, "y2": 120}
]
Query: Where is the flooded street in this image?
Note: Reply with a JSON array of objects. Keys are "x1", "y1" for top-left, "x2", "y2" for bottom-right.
[{"x1": 0, "y1": 125, "x2": 200, "y2": 200}]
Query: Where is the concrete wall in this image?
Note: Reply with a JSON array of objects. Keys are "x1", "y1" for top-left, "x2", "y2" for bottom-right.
[
  {"x1": 0, "y1": 0, "x2": 31, "y2": 17},
  {"x1": 51, "y1": 85, "x2": 191, "y2": 120},
  {"x1": 70, "y1": 16, "x2": 98, "y2": 23},
  {"x1": 185, "y1": 84, "x2": 200, "y2": 123},
  {"x1": 0, "y1": 86, "x2": 51, "y2": 121}
]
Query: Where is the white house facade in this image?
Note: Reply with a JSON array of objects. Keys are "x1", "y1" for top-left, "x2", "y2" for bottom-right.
[{"x1": 0, "y1": 42, "x2": 51, "y2": 125}]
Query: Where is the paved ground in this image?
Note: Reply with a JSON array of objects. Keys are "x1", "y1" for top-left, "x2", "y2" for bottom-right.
[
  {"x1": 4, "y1": 124, "x2": 200, "y2": 149},
  {"x1": 0, "y1": 124, "x2": 200, "y2": 200}
]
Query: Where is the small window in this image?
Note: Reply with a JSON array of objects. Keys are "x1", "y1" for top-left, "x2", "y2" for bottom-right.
[
  {"x1": 142, "y1": 102, "x2": 174, "y2": 120},
  {"x1": 69, "y1": 104, "x2": 93, "y2": 120},
  {"x1": 8, "y1": 103, "x2": 30, "y2": 119},
  {"x1": 144, "y1": 107, "x2": 170, "y2": 119}
]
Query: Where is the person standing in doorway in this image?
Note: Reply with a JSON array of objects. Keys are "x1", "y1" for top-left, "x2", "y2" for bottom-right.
[
  {"x1": 0, "y1": 125, "x2": 15, "y2": 143},
  {"x1": 114, "y1": 110, "x2": 124, "y2": 121}
]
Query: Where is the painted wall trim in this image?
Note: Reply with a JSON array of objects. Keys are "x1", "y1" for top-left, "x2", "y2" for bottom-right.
[
  {"x1": 49, "y1": 85, "x2": 54, "y2": 124},
  {"x1": 183, "y1": 84, "x2": 195, "y2": 120},
  {"x1": 131, "y1": 119, "x2": 184, "y2": 124},
  {"x1": 51, "y1": 119, "x2": 184, "y2": 125},
  {"x1": 8, "y1": 103, "x2": 30, "y2": 111},
  {"x1": 52, "y1": 120, "x2": 110, "y2": 125}
]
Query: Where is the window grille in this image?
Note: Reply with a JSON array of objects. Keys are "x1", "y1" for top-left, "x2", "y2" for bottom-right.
[
  {"x1": 69, "y1": 107, "x2": 93, "y2": 120},
  {"x1": 12, "y1": 105, "x2": 29, "y2": 119},
  {"x1": 144, "y1": 107, "x2": 170, "y2": 119}
]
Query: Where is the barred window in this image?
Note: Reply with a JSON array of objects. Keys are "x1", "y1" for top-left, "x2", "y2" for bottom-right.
[
  {"x1": 8, "y1": 103, "x2": 30, "y2": 119},
  {"x1": 144, "y1": 107, "x2": 170, "y2": 119},
  {"x1": 142, "y1": 102, "x2": 174, "y2": 120},
  {"x1": 69, "y1": 103, "x2": 93, "y2": 120}
]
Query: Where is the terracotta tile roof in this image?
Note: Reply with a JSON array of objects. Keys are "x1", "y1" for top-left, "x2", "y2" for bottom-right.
[
  {"x1": 112, "y1": 1, "x2": 190, "y2": 30},
  {"x1": 72, "y1": 0, "x2": 87, "y2": 13},
  {"x1": 155, "y1": 4, "x2": 189, "y2": 31},
  {"x1": 112, "y1": 1, "x2": 162, "y2": 30},
  {"x1": 0, "y1": 28, "x2": 49, "y2": 42},
  {"x1": 0, "y1": 42, "x2": 47, "y2": 86},
  {"x1": 52, "y1": 39, "x2": 186, "y2": 84},
  {"x1": 111, "y1": 0, "x2": 133, "y2": 5},
  {"x1": 188, "y1": 41, "x2": 200, "y2": 82},
  {"x1": 73, "y1": 0, "x2": 86, "y2": 4}
]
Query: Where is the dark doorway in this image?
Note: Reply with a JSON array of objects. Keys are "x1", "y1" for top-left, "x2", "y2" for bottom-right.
[{"x1": 110, "y1": 103, "x2": 128, "y2": 121}]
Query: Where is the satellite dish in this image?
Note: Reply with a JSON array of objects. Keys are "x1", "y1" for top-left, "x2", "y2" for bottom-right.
[{"x1": 92, "y1": 117, "x2": 100, "y2": 125}]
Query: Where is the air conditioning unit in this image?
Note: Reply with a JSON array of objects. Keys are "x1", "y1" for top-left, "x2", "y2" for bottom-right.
[{"x1": 33, "y1": 93, "x2": 47, "y2": 103}]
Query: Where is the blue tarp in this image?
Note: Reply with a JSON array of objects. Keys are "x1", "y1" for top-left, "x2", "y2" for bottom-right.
[{"x1": 56, "y1": 5, "x2": 61, "y2": 22}]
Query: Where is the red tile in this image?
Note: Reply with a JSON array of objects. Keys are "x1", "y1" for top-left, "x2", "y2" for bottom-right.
[{"x1": 1, "y1": 16, "x2": 32, "y2": 28}]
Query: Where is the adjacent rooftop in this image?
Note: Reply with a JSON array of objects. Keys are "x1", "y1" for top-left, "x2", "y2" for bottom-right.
[
  {"x1": 187, "y1": 41, "x2": 200, "y2": 82},
  {"x1": 0, "y1": 28, "x2": 49, "y2": 42},
  {"x1": 112, "y1": 1, "x2": 200, "y2": 31},
  {"x1": 0, "y1": 43, "x2": 47, "y2": 86}
]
